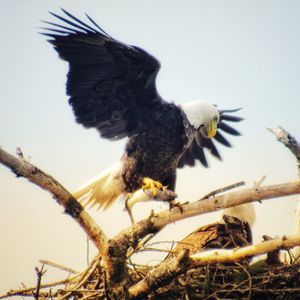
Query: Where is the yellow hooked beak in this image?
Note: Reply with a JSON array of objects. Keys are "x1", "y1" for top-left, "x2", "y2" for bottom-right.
[{"x1": 207, "y1": 120, "x2": 218, "y2": 138}]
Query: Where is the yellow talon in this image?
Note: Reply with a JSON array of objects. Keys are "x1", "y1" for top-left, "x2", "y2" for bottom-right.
[{"x1": 142, "y1": 177, "x2": 164, "y2": 198}]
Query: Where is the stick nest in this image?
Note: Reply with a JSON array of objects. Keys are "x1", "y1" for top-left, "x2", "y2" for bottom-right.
[
  {"x1": 151, "y1": 260, "x2": 300, "y2": 300},
  {"x1": 6, "y1": 257, "x2": 300, "y2": 300}
]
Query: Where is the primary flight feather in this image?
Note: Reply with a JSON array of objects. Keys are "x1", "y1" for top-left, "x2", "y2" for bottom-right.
[{"x1": 43, "y1": 9, "x2": 243, "y2": 210}]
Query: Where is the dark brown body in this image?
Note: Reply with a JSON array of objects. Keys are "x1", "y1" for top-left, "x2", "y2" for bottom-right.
[{"x1": 121, "y1": 103, "x2": 192, "y2": 192}]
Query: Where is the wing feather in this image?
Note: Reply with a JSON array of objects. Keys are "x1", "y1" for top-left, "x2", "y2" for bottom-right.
[
  {"x1": 220, "y1": 114, "x2": 244, "y2": 122},
  {"x1": 218, "y1": 122, "x2": 241, "y2": 136},
  {"x1": 43, "y1": 9, "x2": 164, "y2": 140},
  {"x1": 178, "y1": 109, "x2": 242, "y2": 168},
  {"x1": 214, "y1": 131, "x2": 232, "y2": 147}
]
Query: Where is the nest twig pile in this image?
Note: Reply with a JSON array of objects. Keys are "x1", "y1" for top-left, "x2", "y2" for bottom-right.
[
  {"x1": 4, "y1": 255, "x2": 300, "y2": 299},
  {"x1": 154, "y1": 260, "x2": 300, "y2": 299}
]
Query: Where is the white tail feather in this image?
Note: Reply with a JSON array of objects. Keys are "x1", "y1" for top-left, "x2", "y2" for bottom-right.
[{"x1": 72, "y1": 161, "x2": 125, "y2": 210}]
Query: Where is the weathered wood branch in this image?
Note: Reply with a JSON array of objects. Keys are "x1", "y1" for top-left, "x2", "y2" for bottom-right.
[
  {"x1": 267, "y1": 126, "x2": 300, "y2": 175},
  {"x1": 116, "y1": 180, "x2": 300, "y2": 256},
  {"x1": 38, "y1": 259, "x2": 79, "y2": 274},
  {"x1": 0, "y1": 147, "x2": 107, "y2": 252},
  {"x1": 108, "y1": 178, "x2": 300, "y2": 297},
  {"x1": 2, "y1": 145, "x2": 300, "y2": 298},
  {"x1": 128, "y1": 234, "x2": 300, "y2": 299},
  {"x1": 268, "y1": 126, "x2": 300, "y2": 258},
  {"x1": 3, "y1": 145, "x2": 299, "y2": 257},
  {"x1": 155, "y1": 180, "x2": 300, "y2": 227},
  {"x1": 190, "y1": 234, "x2": 300, "y2": 265},
  {"x1": 0, "y1": 276, "x2": 78, "y2": 299},
  {"x1": 128, "y1": 249, "x2": 190, "y2": 299}
]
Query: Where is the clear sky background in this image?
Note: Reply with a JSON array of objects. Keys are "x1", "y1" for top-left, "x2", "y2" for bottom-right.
[{"x1": 1, "y1": 0, "x2": 300, "y2": 294}]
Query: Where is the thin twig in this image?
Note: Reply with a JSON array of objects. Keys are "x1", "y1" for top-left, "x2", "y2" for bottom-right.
[
  {"x1": 16, "y1": 147, "x2": 24, "y2": 159},
  {"x1": 86, "y1": 236, "x2": 90, "y2": 266},
  {"x1": 33, "y1": 265, "x2": 46, "y2": 300},
  {"x1": 0, "y1": 276, "x2": 78, "y2": 299},
  {"x1": 80, "y1": 290, "x2": 103, "y2": 300},
  {"x1": 254, "y1": 175, "x2": 266, "y2": 188},
  {"x1": 236, "y1": 262, "x2": 252, "y2": 300},
  {"x1": 136, "y1": 247, "x2": 173, "y2": 254},
  {"x1": 58, "y1": 254, "x2": 100, "y2": 300},
  {"x1": 199, "y1": 181, "x2": 245, "y2": 200},
  {"x1": 128, "y1": 258, "x2": 145, "y2": 280},
  {"x1": 39, "y1": 260, "x2": 79, "y2": 275}
]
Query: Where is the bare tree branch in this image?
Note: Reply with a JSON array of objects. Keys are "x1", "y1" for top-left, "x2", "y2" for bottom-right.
[
  {"x1": 107, "y1": 178, "x2": 300, "y2": 296},
  {"x1": 38, "y1": 259, "x2": 79, "y2": 274},
  {"x1": 115, "y1": 180, "x2": 300, "y2": 254},
  {"x1": 267, "y1": 126, "x2": 300, "y2": 258},
  {"x1": 190, "y1": 234, "x2": 300, "y2": 265},
  {"x1": 128, "y1": 249, "x2": 190, "y2": 299},
  {"x1": 33, "y1": 265, "x2": 46, "y2": 300},
  {"x1": 0, "y1": 276, "x2": 77, "y2": 299},
  {"x1": 128, "y1": 234, "x2": 300, "y2": 299},
  {"x1": 2, "y1": 145, "x2": 300, "y2": 298},
  {"x1": 267, "y1": 126, "x2": 300, "y2": 175},
  {"x1": 0, "y1": 147, "x2": 107, "y2": 251},
  {"x1": 199, "y1": 180, "x2": 245, "y2": 200},
  {"x1": 156, "y1": 180, "x2": 300, "y2": 227}
]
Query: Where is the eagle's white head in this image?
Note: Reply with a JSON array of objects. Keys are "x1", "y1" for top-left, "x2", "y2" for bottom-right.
[{"x1": 181, "y1": 100, "x2": 219, "y2": 138}]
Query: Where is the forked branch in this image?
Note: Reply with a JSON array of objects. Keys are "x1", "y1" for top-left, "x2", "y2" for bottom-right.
[
  {"x1": 128, "y1": 234, "x2": 300, "y2": 299},
  {"x1": 113, "y1": 180, "x2": 300, "y2": 254},
  {"x1": 267, "y1": 127, "x2": 300, "y2": 256},
  {"x1": 267, "y1": 126, "x2": 300, "y2": 175},
  {"x1": 2, "y1": 145, "x2": 300, "y2": 298},
  {"x1": 0, "y1": 147, "x2": 107, "y2": 252}
]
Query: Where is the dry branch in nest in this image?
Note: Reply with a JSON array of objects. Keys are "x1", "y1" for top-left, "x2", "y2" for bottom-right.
[
  {"x1": 2, "y1": 235, "x2": 300, "y2": 299},
  {"x1": 127, "y1": 235, "x2": 300, "y2": 299},
  {"x1": 146, "y1": 260, "x2": 300, "y2": 300},
  {"x1": 1, "y1": 125, "x2": 300, "y2": 299}
]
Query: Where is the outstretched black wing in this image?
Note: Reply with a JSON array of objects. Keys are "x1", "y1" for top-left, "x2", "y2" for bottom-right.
[
  {"x1": 42, "y1": 9, "x2": 164, "y2": 140},
  {"x1": 177, "y1": 109, "x2": 243, "y2": 168}
]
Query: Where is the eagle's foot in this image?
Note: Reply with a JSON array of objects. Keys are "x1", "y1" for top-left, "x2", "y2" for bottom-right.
[
  {"x1": 142, "y1": 177, "x2": 164, "y2": 198},
  {"x1": 169, "y1": 200, "x2": 188, "y2": 214}
]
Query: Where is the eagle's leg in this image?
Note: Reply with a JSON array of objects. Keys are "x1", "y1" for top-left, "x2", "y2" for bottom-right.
[
  {"x1": 124, "y1": 178, "x2": 177, "y2": 224},
  {"x1": 142, "y1": 177, "x2": 164, "y2": 198},
  {"x1": 124, "y1": 189, "x2": 153, "y2": 224},
  {"x1": 124, "y1": 193, "x2": 135, "y2": 224}
]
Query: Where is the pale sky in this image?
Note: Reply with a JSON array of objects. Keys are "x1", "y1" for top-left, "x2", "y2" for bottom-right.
[{"x1": 1, "y1": 0, "x2": 300, "y2": 294}]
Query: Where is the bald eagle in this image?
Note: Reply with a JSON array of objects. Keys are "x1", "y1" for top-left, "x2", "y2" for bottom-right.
[{"x1": 43, "y1": 9, "x2": 243, "y2": 210}]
